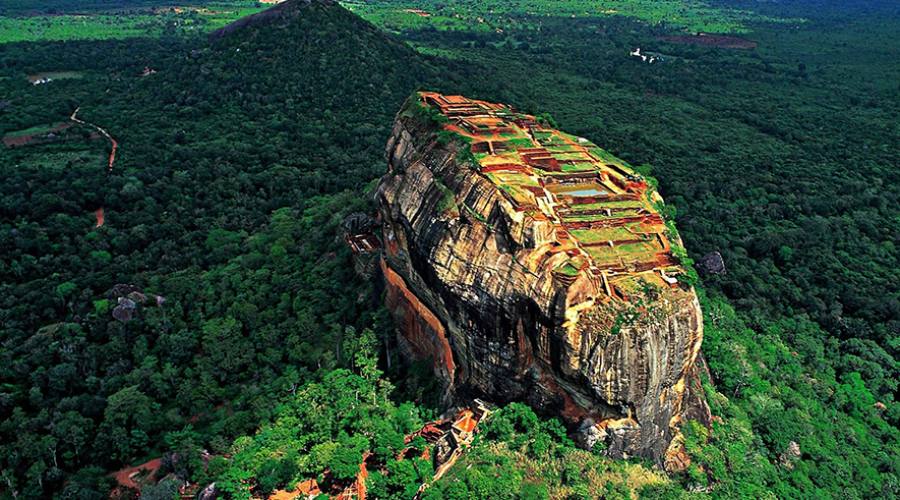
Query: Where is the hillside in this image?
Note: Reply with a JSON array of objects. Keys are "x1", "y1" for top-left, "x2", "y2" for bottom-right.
[{"x1": 0, "y1": 0, "x2": 444, "y2": 496}]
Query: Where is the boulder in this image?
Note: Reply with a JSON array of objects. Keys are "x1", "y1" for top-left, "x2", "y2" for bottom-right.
[
  {"x1": 696, "y1": 251, "x2": 726, "y2": 275},
  {"x1": 375, "y1": 93, "x2": 709, "y2": 464}
]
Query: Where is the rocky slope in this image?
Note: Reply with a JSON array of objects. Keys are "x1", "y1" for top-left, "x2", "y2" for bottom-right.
[{"x1": 375, "y1": 93, "x2": 710, "y2": 466}]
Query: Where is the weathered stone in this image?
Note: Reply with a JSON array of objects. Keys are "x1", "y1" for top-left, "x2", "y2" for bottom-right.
[
  {"x1": 112, "y1": 298, "x2": 137, "y2": 323},
  {"x1": 342, "y1": 212, "x2": 377, "y2": 235},
  {"x1": 779, "y1": 440, "x2": 801, "y2": 469},
  {"x1": 196, "y1": 482, "x2": 219, "y2": 500},
  {"x1": 696, "y1": 251, "x2": 726, "y2": 275},
  {"x1": 574, "y1": 418, "x2": 603, "y2": 450},
  {"x1": 376, "y1": 94, "x2": 709, "y2": 464}
]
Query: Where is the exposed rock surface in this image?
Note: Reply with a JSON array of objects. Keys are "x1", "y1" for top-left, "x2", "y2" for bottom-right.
[
  {"x1": 107, "y1": 284, "x2": 165, "y2": 323},
  {"x1": 196, "y1": 482, "x2": 219, "y2": 500},
  {"x1": 697, "y1": 251, "x2": 726, "y2": 276},
  {"x1": 375, "y1": 93, "x2": 709, "y2": 465},
  {"x1": 778, "y1": 441, "x2": 802, "y2": 469}
]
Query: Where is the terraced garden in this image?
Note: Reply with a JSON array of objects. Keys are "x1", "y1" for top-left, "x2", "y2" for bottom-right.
[{"x1": 420, "y1": 91, "x2": 686, "y2": 299}]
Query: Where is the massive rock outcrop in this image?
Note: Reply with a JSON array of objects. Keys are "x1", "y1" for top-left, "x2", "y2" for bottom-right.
[{"x1": 375, "y1": 92, "x2": 709, "y2": 465}]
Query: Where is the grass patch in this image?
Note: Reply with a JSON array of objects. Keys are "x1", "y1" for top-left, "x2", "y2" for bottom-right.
[
  {"x1": 505, "y1": 136, "x2": 536, "y2": 148},
  {"x1": 570, "y1": 227, "x2": 636, "y2": 243},
  {"x1": 559, "y1": 163, "x2": 595, "y2": 173},
  {"x1": 486, "y1": 171, "x2": 539, "y2": 188},
  {"x1": 0, "y1": 2, "x2": 268, "y2": 43},
  {"x1": 560, "y1": 214, "x2": 608, "y2": 223},
  {"x1": 556, "y1": 262, "x2": 581, "y2": 277},
  {"x1": 434, "y1": 179, "x2": 458, "y2": 215},
  {"x1": 12, "y1": 149, "x2": 102, "y2": 172},
  {"x1": 585, "y1": 240, "x2": 661, "y2": 266},
  {"x1": 346, "y1": 0, "x2": 800, "y2": 35},
  {"x1": 3, "y1": 123, "x2": 63, "y2": 138},
  {"x1": 568, "y1": 200, "x2": 645, "y2": 211}
]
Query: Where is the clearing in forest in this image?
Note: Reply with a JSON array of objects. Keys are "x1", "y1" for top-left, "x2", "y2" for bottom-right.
[
  {"x1": 26, "y1": 71, "x2": 84, "y2": 84},
  {"x1": 2, "y1": 122, "x2": 73, "y2": 147}
]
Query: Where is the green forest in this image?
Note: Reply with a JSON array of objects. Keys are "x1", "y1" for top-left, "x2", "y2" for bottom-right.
[{"x1": 0, "y1": 0, "x2": 897, "y2": 498}]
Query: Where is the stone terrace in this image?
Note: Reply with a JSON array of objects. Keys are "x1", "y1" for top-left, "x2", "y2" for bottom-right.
[{"x1": 419, "y1": 92, "x2": 685, "y2": 301}]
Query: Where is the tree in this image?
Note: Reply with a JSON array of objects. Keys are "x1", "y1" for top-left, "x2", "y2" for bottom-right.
[
  {"x1": 164, "y1": 427, "x2": 205, "y2": 481},
  {"x1": 201, "y1": 316, "x2": 252, "y2": 381},
  {"x1": 368, "y1": 458, "x2": 429, "y2": 500},
  {"x1": 329, "y1": 434, "x2": 366, "y2": 483},
  {"x1": 97, "y1": 386, "x2": 158, "y2": 462}
]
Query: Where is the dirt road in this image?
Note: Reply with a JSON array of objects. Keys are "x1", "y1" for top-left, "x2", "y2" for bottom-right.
[{"x1": 70, "y1": 107, "x2": 117, "y2": 227}]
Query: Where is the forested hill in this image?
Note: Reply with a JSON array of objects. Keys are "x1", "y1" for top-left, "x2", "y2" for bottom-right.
[
  {"x1": 0, "y1": 1, "x2": 447, "y2": 496},
  {"x1": 209, "y1": 0, "x2": 332, "y2": 39}
]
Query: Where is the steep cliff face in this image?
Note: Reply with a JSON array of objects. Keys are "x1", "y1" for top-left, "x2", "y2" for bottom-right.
[{"x1": 375, "y1": 93, "x2": 709, "y2": 465}]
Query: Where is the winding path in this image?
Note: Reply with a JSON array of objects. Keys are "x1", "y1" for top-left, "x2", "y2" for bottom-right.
[{"x1": 70, "y1": 107, "x2": 117, "y2": 227}]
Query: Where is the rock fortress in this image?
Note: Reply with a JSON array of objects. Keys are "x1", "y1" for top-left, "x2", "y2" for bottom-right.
[{"x1": 375, "y1": 92, "x2": 710, "y2": 467}]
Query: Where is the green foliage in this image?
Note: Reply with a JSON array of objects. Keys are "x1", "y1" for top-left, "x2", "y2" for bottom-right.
[
  {"x1": 55, "y1": 280, "x2": 77, "y2": 298},
  {"x1": 368, "y1": 456, "x2": 431, "y2": 499},
  {"x1": 328, "y1": 435, "x2": 366, "y2": 482},
  {"x1": 0, "y1": 1, "x2": 269, "y2": 43},
  {"x1": 429, "y1": 402, "x2": 669, "y2": 498},
  {"x1": 1, "y1": 0, "x2": 898, "y2": 498},
  {"x1": 456, "y1": 146, "x2": 480, "y2": 171},
  {"x1": 536, "y1": 112, "x2": 557, "y2": 129},
  {"x1": 0, "y1": 1, "x2": 443, "y2": 493},
  {"x1": 97, "y1": 385, "x2": 160, "y2": 461},
  {"x1": 164, "y1": 427, "x2": 206, "y2": 483},
  {"x1": 408, "y1": 97, "x2": 450, "y2": 127},
  {"x1": 434, "y1": 179, "x2": 458, "y2": 215},
  {"x1": 347, "y1": 0, "x2": 796, "y2": 34},
  {"x1": 92, "y1": 298, "x2": 110, "y2": 315},
  {"x1": 680, "y1": 293, "x2": 900, "y2": 498},
  {"x1": 435, "y1": 129, "x2": 456, "y2": 145},
  {"x1": 215, "y1": 360, "x2": 427, "y2": 497}
]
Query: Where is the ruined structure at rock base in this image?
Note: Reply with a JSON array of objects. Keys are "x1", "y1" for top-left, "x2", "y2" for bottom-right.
[
  {"x1": 376, "y1": 91, "x2": 710, "y2": 466},
  {"x1": 342, "y1": 212, "x2": 381, "y2": 279},
  {"x1": 265, "y1": 403, "x2": 491, "y2": 500}
]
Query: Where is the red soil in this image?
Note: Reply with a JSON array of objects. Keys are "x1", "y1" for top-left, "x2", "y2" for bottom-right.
[
  {"x1": 269, "y1": 479, "x2": 321, "y2": 500},
  {"x1": 70, "y1": 107, "x2": 116, "y2": 175},
  {"x1": 106, "y1": 136, "x2": 118, "y2": 174},
  {"x1": 661, "y1": 33, "x2": 757, "y2": 49},
  {"x1": 404, "y1": 8, "x2": 431, "y2": 17},
  {"x1": 71, "y1": 107, "x2": 117, "y2": 227},
  {"x1": 112, "y1": 457, "x2": 162, "y2": 490}
]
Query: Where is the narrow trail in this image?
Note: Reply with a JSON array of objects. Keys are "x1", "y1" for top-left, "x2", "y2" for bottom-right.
[{"x1": 71, "y1": 107, "x2": 117, "y2": 227}]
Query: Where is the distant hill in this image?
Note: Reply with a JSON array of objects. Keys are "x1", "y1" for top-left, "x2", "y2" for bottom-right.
[
  {"x1": 209, "y1": 0, "x2": 329, "y2": 40},
  {"x1": 144, "y1": 0, "x2": 443, "y2": 191}
]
